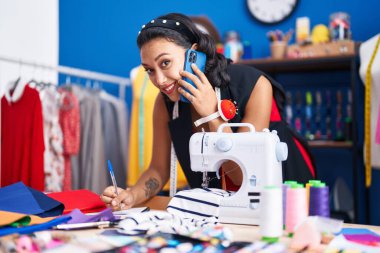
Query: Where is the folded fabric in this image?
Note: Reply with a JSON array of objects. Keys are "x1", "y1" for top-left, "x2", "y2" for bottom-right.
[
  {"x1": 340, "y1": 228, "x2": 379, "y2": 236},
  {"x1": 166, "y1": 188, "x2": 234, "y2": 222},
  {"x1": 0, "y1": 216, "x2": 70, "y2": 237},
  {"x1": 117, "y1": 210, "x2": 220, "y2": 237},
  {"x1": 0, "y1": 211, "x2": 56, "y2": 227},
  {"x1": 47, "y1": 189, "x2": 106, "y2": 214},
  {"x1": 0, "y1": 211, "x2": 31, "y2": 227},
  {"x1": 344, "y1": 234, "x2": 380, "y2": 247},
  {"x1": 0, "y1": 182, "x2": 64, "y2": 217},
  {"x1": 65, "y1": 208, "x2": 115, "y2": 224}
]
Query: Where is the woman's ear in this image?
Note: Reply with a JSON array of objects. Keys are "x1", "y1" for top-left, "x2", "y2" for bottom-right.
[{"x1": 190, "y1": 43, "x2": 198, "y2": 50}]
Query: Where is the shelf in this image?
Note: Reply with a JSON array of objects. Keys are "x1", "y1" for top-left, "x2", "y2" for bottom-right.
[
  {"x1": 237, "y1": 54, "x2": 357, "y2": 73},
  {"x1": 308, "y1": 140, "x2": 353, "y2": 148},
  {"x1": 239, "y1": 53, "x2": 362, "y2": 223}
]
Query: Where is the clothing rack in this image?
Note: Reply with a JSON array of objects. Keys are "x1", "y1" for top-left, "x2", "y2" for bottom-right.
[{"x1": 0, "y1": 55, "x2": 131, "y2": 100}]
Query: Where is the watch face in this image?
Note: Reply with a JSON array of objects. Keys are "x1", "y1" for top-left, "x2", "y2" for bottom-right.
[{"x1": 247, "y1": 0, "x2": 299, "y2": 24}]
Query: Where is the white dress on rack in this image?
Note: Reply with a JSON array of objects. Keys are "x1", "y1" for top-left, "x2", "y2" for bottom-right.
[{"x1": 39, "y1": 86, "x2": 64, "y2": 192}]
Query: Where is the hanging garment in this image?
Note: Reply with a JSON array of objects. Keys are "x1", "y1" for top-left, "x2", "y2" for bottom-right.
[
  {"x1": 58, "y1": 87, "x2": 81, "y2": 191},
  {"x1": 128, "y1": 66, "x2": 187, "y2": 190},
  {"x1": 100, "y1": 91, "x2": 128, "y2": 188},
  {"x1": 1, "y1": 82, "x2": 45, "y2": 190},
  {"x1": 70, "y1": 86, "x2": 107, "y2": 194},
  {"x1": 100, "y1": 92, "x2": 130, "y2": 175},
  {"x1": 39, "y1": 86, "x2": 64, "y2": 192}
]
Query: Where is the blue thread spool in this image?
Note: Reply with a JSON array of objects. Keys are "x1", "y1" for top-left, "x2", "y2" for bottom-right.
[{"x1": 309, "y1": 182, "x2": 330, "y2": 217}]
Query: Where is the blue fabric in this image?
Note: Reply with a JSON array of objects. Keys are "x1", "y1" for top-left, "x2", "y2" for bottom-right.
[
  {"x1": 0, "y1": 216, "x2": 71, "y2": 237},
  {"x1": 0, "y1": 182, "x2": 64, "y2": 217},
  {"x1": 340, "y1": 228, "x2": 379, "y2": 236}
]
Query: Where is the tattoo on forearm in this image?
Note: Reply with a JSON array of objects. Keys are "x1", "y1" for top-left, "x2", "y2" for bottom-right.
[{"x1": 144, "y1": 177, "x2": 159, "y2": 198}]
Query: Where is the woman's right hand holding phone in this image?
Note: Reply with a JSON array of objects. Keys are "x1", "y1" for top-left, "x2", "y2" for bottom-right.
[
  {"x1": 100, "y1": 186, "x2": 137, "y2": 211},
  {"x1": 179, "y1": 64, "x2": 218, "y2": 118}
]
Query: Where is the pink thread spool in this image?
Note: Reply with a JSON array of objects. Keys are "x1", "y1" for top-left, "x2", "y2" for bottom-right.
[
  {"x1": 285, "y1": 184, "x2": 307, "y2": 235},
  {"x1": 16, "y1": 236, "x2": 39, "y2": 253}
]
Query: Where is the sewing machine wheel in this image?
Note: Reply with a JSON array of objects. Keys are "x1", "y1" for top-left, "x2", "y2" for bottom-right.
[{"x1": 220, "y1": 160, "x2": 242, "y2": 190}]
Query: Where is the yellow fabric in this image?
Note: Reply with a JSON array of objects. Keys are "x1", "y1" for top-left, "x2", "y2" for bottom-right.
[{"x1": 128, "y1": 66, "x2": 187, "y2": 190}]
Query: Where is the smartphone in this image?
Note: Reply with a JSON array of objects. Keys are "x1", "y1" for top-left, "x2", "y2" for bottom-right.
[{"x1": 180, "y1": 49, "x2": 207, "y2": 103}]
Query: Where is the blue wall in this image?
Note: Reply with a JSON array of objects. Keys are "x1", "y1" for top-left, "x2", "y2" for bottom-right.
[
  {"x1": 59, "y1": 0, "x2": 380, "y2": 225},
  {"x1": 59, "y1": 0, "x2": 380, "y2": 77}
]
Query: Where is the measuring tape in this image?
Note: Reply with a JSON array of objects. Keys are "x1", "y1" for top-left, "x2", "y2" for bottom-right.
[
  {"x1": 169, "y1": 102, "x2": 179, "y2": 197},
  {"x1": 138, "y1": 74, "x2": 149, "y2": 171},
  {"x1": 364, "y1": 36, "x2": 380, "y2": 188}
]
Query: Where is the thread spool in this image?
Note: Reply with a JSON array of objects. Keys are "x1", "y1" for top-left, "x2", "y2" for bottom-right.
[
  {"x1": 283, "y1": 181, "x2": 297, "y2": 228},
  {"x1": 309, "y1": 182, "x2": 330, "y2": 217},
  {"x1": 306, "y1": 183, "x2": 311, "y2": 215},
  {"x1": 16, "y1": 236, "x2": 39, "y2": 253},
  {"x1": 285, "y1": 184, "x2": 307, "y2": 235},
  {"x1": 260, "y1": 186, "x2": 283, "y2": 242},
  {"x1": 307, "y1": 180, "x2": 321, "y2": 216},
  {"x1": 282, "y1": 184, "x2": 289, "y2": 227},
  {"x1": 308, "y1": 180, "x2": 321, "y2": 185}
]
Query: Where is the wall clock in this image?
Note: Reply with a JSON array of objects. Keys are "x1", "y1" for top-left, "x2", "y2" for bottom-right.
[{"x1": 247, "y1": 0, "x2": 299, "y2": 25}]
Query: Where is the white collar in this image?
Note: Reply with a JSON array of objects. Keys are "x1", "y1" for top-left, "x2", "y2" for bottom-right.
[{"x1": 4, "y1": 78, "x2": 27, "y2": 103}]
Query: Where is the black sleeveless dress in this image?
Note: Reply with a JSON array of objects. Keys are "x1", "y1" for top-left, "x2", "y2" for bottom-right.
[{"x1": 164, "y1": 63, "x2": 315, "y2": 188}]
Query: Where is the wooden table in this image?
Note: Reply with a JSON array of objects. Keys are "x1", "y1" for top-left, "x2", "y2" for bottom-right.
[{"x1": 1, "y1": 196, "x2": 379, "y2": 252}]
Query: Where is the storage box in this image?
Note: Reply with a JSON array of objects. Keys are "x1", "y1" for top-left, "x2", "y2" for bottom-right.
[{"x1": 287, "y1": 40, "x2": 357, "y2": 58}]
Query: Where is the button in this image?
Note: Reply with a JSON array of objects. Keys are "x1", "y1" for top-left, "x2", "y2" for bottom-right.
[
  {"x1": 276, "y1": 142, "x2": 288, "y2": 162},
  {"x1": 216, "y1": 137, "x2": 233, "y2": 152}
]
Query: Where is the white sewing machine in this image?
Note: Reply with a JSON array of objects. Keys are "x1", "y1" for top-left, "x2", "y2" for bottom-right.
[{"x1": 189, "y1": 123, "x2": 288, "y2": 225}]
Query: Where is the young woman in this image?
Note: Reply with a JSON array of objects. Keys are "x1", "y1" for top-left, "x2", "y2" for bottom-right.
[{"x1": 101, "y1": 13, "x2": 314, "y2": 210}]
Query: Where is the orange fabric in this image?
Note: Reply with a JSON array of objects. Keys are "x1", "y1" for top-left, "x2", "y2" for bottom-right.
[
  {"x1": 0, "y1": 211, "x2": 55, "y2": 226},
  {"x1": 0, "y1": 211, "x2": 29, "y2": 226}
]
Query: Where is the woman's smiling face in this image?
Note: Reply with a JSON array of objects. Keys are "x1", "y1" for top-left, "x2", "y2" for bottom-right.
[{"x1": 140, "y1": 37, "x2": 187, "y2": 102}]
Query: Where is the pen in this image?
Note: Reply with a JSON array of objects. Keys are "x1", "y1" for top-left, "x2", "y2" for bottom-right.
[
  {"x1": 107, "y1": 160, "x2": 119, "y2": 195},
  {"x1": 55, "y1": 221, "x2": 119, "y2": 230}
]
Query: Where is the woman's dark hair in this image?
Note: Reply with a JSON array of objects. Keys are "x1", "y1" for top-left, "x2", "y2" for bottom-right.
[{"x1": 137, "y1": 13, "x2": 230, "y2": 88}]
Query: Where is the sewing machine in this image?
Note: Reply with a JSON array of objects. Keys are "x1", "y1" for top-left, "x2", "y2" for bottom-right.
[{"x1": 189, "y1": 123, "x2": 288, "y2": 225}]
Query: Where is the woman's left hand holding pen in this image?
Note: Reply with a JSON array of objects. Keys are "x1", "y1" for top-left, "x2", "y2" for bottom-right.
[{"x1": 100, "y1": 187, "x2": 136, "y2": 211}]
